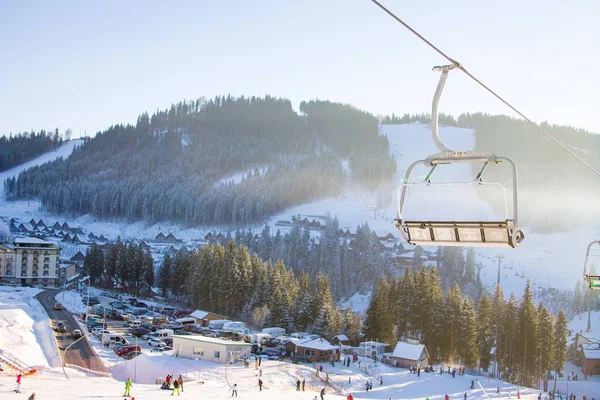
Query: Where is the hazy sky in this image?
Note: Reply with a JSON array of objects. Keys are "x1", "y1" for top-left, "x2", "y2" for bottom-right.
[{"x1": 1, "y1": 0, "x2": 599, "y2": 137}]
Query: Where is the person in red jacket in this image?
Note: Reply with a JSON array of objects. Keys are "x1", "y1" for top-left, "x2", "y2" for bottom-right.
[
  {"x1": 445, "y1": 394, "x2": 450, "y2": 400},
  {"x1": 15, "y1": 373, "x2": 22, "y2": 393},
  {"x1": 347, "y1": 393, "x2": 354, "y2": 400}
]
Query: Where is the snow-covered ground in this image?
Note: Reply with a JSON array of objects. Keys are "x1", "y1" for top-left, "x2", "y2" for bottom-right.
[
  {"x1": 0, "y1": 287, "x2": 61, "y2": 369},
  {"x1": 2, "y1": 286, "x2": 599, "y2": 399}
]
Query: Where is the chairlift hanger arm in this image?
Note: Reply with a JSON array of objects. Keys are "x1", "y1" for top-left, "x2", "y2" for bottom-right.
[{"x1": 370, "y1": 0, "x2": 600, "y2": 178}]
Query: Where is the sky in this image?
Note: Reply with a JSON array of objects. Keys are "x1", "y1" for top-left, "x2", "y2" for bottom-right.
[{"x1": 1, "y1": 0, "x2": 599, "y2": 137}]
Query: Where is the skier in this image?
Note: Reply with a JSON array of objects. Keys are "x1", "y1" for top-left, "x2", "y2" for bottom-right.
[
  {"x1": 445, "y1": 394, "x2": 450, "y2": 400},
  {"x1": 259, "y1": 369, "x2": 263, "y2": 377},
  {"x1": 297, "y1": 379, "x2": 301, "y2": 391},
  {"x1": 380, "y1": 376, "x2": 383, "y2": 385},
  {"x1": 365, "y1": 382, "x2": 369, "y2": 392},
  {"x1": 15, "y1": 373, "x2": 22, "y2": 393},
  {"x1": 348, "y1": 394, "x2": 354, "y2": 400},
  {"x1": 171, "y1": 379, "x2": 180, "y2": 396},
  {"x1": 320, "y1": 387, "x2": 326, "y2": 400},
  {"x1": 302, "y1": 378, "x2": 306, "y2": 391},
  {"x1": 464, "y1": 393, "x2": 468, "y2": 400},
  {"x1": 497, "y1": 387, "x2": 500, "y2": 394},
  {"x1": 418, "y1": 367, "x2": 421, "y2": 377},
  {"x1": 369, "y1": 381, "x2": 373, "y2": 390},
  {"x1": 231, "y1": 383, "x2": 238, "y2": 397},
  {"x1": 517, "y1": 391, "x2": 520, "y2": 399},
  {"x1": 177, "y1": 375, "x2": 184, "y2": 392},
  {"x1": 258, "y1": 379, "x2": 263, "y2": 392},
  {"x1": 124, "y1": 378, "x2": 132, "y2": 397},
  {"x1": 470, "y1": 380, "x2": 475, "y2": 390}
]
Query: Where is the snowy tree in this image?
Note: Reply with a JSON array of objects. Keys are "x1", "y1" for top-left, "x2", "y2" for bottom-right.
[
  {"x1": 459, "y1": 297, "x2": 479, "y2": 369},
  {"x1": 553, "y1": 310, "x2": 568, "y2": 377},
  {"x1": 476, "y1": 292, "x2": 494, "y2": 371}
]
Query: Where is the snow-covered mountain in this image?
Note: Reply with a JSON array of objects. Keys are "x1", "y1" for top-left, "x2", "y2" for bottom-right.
[{"x1": 1, "y1": 127, "x2": 598, "y2": 299}]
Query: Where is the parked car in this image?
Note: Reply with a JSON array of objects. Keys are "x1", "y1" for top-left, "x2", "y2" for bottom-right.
[
  {"x1": 53, "y1": 303, "x2": 63, "y2": 310},
  {"x1": 127, "y1": 327, "x2": 150, "y2": 338},
  {"x1": 117, "y1": 345, "x2": 141, "y2": 357},
  {"x1": 122, "y1": 351, "x2": 143, "y2": 360},
  {"x1": 142, "y1": 332, "x2": 157, "y2": 340},
  {"x1": 92, "y1": 328, "x2": 111, "y2": 337},
  {"x1": 291, "y1": 355, "x2": 312, "y2": 364},
  {"x1": 72, "y1": 329, "x2": 83, "y2": 339},
  {"x1": 148, "y1": 338, "x2": 167, "y2": 348}
]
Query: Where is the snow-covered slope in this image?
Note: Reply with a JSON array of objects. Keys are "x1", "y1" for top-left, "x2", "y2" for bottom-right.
[{"x1": 0, "y1": 139, "x2": 83, "y2": 199}]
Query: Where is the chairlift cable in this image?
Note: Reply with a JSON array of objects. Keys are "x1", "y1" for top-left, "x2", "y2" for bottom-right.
[{"x1": 370, "y1": 0, "x2": 600, "y2": 178}]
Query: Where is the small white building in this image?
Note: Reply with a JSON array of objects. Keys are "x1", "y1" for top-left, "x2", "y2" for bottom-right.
[
  {"x1": 173, "y1": 335, "x2": 252, "y2": 364},
  {"x1": 359, "y1": 340, "x2": 391, "y2": 356}
]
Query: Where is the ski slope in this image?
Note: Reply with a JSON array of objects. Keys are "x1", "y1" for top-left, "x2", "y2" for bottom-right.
[{"x1": 1, "y1": 286, "x2": 598, "y2": 400}]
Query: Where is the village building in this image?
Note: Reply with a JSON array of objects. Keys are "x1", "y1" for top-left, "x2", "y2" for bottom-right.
[
  {"x1": 330, "y1": 334, "x2": 350, "y2": 346},
  {"x1": 388, "y1": 340, "x2": 429, "y2": 368},
  {"x1": 0, "y1": 237, "x2": 60, "y2": 287},
  {"x1": 189, "y1": 309, "x2": 229, "y2": 327},
  {"x1": 173, "y1": 335, "x2": 252, "y2": 364},
  {"x1": 294, "y1": 338, "x2": 337, "y2": 362},
  {"x1": 580, "y1": 342, "x2": 600, "y2": 375},
  {"x1": 358, "y1": 341, "x2": 391, "y2": 357}
]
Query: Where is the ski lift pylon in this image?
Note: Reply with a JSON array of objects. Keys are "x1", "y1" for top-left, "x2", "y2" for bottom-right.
[
  {"x1": 394, "y1": 64, "x2": 525, "y2": 248},
  {"x1": 583, "y1": 241, "x2": 600, "y2": 290}
]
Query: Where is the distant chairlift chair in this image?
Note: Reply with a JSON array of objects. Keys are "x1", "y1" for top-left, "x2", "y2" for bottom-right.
[
  {"x1": 394, "y1": 64, "x2": 525, "y2": 248},
  {"x1": 583, "y1": 241, "x2": 600, "y2": 289}
]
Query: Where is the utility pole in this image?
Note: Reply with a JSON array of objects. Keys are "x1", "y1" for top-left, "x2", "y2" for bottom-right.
[{"x1": 496, "y1": 254, "x2": 504, "y2": 287}]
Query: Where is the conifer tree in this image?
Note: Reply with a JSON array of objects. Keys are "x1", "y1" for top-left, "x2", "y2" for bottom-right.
[
  {"x1": 293, "y1": 271, "x2": 314, "y2": 331},
  {"x1": 158, "y1": 253, "x2": 172, "y2": 297},
  {"x1": 517, "y1": 282, "x2": 539, "y2": 386},
  {"x1": 553, "y1": 310, "x2": 568, "y2": 377},
  {"x1": 312, "y1": 273, "x2": 336, "y2": 337},
  {"x1": 537, "y1": 303, "x2": 555, "y2": 391},
  {"x1": 459, "y1": 297, "x2": 479, "y2": 369},
  {"x1": 477, "y1": 292, "x2": 494, "y2": 372}
]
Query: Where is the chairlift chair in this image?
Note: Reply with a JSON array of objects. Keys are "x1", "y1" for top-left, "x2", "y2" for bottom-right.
[
  {"x1": 583, "y1": 241, "x2": 600, "y2": 290},
  {"x1": 394, "y1": 64, "x2": 525, "y2": 248}
]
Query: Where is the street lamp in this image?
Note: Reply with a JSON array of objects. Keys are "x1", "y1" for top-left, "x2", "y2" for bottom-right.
[{"x1": 84, "y1": 277, "x2": 91, "y2": 317}]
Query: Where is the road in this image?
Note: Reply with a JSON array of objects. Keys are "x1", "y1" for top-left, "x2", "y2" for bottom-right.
[{"x1": 35, "y1": 289, "x2": 108, "y2": 373}]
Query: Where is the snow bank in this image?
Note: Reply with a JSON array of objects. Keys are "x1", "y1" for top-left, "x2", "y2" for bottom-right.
[{"x1": 0, "y1": 287, "x2": 58, "y2": 368}]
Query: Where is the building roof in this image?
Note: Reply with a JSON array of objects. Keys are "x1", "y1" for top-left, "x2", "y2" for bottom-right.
[
  {"x1": 296, "y1": 338, "x2": 337, "y2": 351},
  {"x1": 14, "y1": 237, "x2": 54, "y2": 245},
  {"x1": 332, "y1": 334, "x2": 349, "y2": 342},
  {"x1": 190, "y1": 310, "x2": 209, "y2": 320},
  {"x1": 173, "y1": 335, "x2": 252, "y2": 346},
  {"x1": 391, "y1": 341, "x2": 426, "y2": 361},
  {"x1": 582, "y1": 345, "x2": 600, "y2": 360}
]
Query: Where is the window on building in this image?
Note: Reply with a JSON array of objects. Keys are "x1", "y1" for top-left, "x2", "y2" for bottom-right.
[
  {"x1": 44, "y1": 264, "x2": 49, "y2": 269},
  {"x1": 44, "y1": 257, "x2": 50, "y2": 262},
  {"x1": 214, "y1": 351, "x2": 220, "y2": 359},
  {"x1": 193, "y1": 348, "x2": 204, "y2": 356}
]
